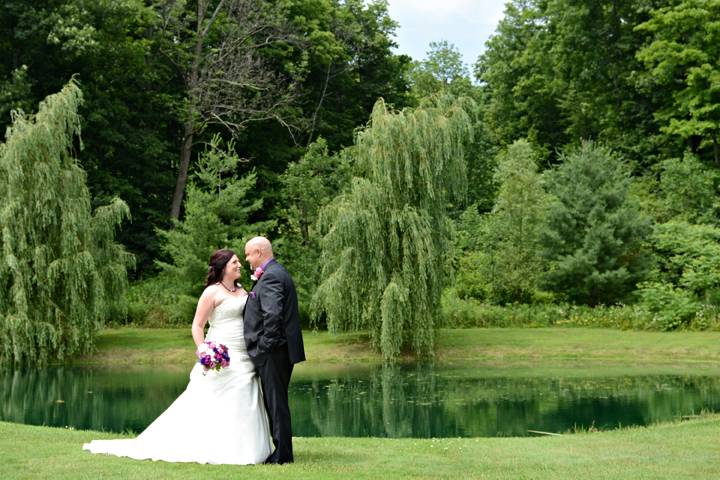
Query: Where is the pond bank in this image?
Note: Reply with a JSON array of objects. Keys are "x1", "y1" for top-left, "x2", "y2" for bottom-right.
[
  {"x1": 73, "y1": 327, "x2": 720, "y2": 378},
  {"x1": 1, "y1": 415, "x2": 719, "y2": 479}
]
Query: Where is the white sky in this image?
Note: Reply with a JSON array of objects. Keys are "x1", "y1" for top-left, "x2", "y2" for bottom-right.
[{"x1": 386, "y1": 0, "x2": 508, "y2": 66}]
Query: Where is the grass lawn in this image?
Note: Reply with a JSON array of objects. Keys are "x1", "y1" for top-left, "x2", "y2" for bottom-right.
[
  {"x1": 1, "y1": 415, "x2": 719, "y2": 479},
  {"x1": 73, "y1": 327, "x2": 720, "y2": 377}
]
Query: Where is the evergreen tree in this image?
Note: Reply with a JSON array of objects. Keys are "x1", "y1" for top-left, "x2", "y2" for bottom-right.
[
  {"x1": 541, "y1": 141, "x2": 652, "y2": 305},
  {"x1": 154, "y1": 135, "x2": 273, "y2": 321},
  {"x1": 313, "y1": 97, "x2": 474, "y2": 361},
  {"x1": 0, "y1": 79, "x2": 133, "y2": 365}
]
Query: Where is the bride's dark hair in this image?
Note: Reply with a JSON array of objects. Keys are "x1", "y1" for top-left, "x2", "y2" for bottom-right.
[{"x1": 204, "y1": 249, "x2": 240, "y2": 289}]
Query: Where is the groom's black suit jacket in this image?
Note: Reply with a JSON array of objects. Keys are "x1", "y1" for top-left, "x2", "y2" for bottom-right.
[{"x1": 243, "y1": 259, "x2": 306, "y2": 364}]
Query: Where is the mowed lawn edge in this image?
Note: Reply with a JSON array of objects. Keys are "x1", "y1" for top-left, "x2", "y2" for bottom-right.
[
  {"x1": 71, "y1": 327, "x2": 720, "y2": 377},
  {"x1": 1, "y1": 416, "x2": 719, "y2": 479}
]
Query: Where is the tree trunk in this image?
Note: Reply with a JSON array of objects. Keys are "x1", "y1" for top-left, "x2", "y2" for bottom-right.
[
  {"x1": 170, "y1": 121, "x2": 195, "y2": 219},
  {"x1": 169, "y1": 1, "x2": 209, "y2": 219}
]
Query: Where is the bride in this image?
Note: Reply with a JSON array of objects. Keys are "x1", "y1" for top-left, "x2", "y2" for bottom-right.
[{"x1": 83, "y1": 249, "x2": 273, "y2": 464}]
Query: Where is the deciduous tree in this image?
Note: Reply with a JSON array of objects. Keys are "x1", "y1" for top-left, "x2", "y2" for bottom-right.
[
  {"x1": 0, "y1": 80, "x2": 133, "y2": 365},
  {"x1": 636, "y1": 0, "x2": 720, "y2": 164},
  {"x1": 313, "y1": 97, "x2": 474, "y2": 360}
]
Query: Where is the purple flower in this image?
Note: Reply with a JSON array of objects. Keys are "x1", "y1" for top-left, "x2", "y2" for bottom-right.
[
  {"x1": 249, "y1": 291, "x2": 257, "y2": 299},
  {"x1": 197, "y1": 341, "x2": 231, "y2": 374}
]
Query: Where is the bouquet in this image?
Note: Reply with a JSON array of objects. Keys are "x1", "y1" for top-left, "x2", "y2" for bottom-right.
[{"x1": 196, "y1": 341, "x2": 230, "y2": 375}]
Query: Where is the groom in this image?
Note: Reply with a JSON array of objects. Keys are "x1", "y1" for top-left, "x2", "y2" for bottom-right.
[{"x1": 243, "y1": 236, "x2": 305, "y2": 464}]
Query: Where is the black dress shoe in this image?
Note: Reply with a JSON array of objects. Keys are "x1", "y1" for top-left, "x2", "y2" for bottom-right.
[{"x1": 264, "y1": 453, "x2": 278, "y2": 464}]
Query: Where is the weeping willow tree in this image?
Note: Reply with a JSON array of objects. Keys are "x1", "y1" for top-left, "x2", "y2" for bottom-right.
[
  {"x1": 0, "y1": 79, "x2": 134, "y2": 366},
  {"x1": 313, "y1": 97, "x2": 474, "y2": 361}
]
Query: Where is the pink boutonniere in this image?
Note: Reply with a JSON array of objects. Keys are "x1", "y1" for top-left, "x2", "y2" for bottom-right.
[{"x1": 250, "y1": 266, "x2": 264, "y2": 282}]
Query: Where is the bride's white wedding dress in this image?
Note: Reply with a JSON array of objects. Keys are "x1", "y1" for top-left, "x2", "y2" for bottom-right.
[{"x1": 83, "y1": 295, "x2": 273, "y2": 464}]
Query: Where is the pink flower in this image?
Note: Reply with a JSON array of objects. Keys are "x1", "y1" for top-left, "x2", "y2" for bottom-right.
[{"x1": 251, "y1": 267, "x2": 264, "y2": 281}]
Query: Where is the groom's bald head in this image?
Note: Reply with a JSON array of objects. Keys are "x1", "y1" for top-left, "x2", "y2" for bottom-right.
[{"x1": 244, "y1": 236, "x2": 273, "y2": 269}]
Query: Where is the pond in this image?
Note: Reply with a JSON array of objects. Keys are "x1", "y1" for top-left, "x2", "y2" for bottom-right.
[{"x1": 2, "y1": 365, "x2": 719, "y2": 437}]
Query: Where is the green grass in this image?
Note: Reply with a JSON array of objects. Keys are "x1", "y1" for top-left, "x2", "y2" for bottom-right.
[
  {"x1": 9, "y1": 328, "x2": 720, "y2": 478},
  {"x1": 435, "y1": 328, "x2": 720, "y2": 376},
  {"x1": 2, "y1": 415, "x2": 719, "y2": 479},
  {"x1": 72, "y1": 327, "x2": 720, "y2": 378}
]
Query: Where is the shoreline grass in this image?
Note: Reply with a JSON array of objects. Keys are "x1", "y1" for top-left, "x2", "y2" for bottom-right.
[
  {"x1": 2, "y1": 415, "x2": 719, "y2": 479},
  {"x1": 70, "y1": 327, "x2": 720, "y2": 378}
]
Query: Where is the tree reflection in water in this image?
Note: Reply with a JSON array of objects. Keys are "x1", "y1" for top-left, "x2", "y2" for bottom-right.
[
  {"x1": 2, "y1": 366, "x2": 720, "y2": 437},
  {"x1": 298, "y1": 366, "x2": 720, "y2": 437},
  {"x1": 0, "y1": 367, "x2": 184, "y2": 433}
]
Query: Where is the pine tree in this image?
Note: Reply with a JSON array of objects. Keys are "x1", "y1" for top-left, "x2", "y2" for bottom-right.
[
  {"x1": 0, "y1": 79, "x2": 133, "y2": 365},
  {"x1": 313, "y1": 97, "x2": 474, "y2": 361},
  {"x1": 154, "y1": 134, "x2": 273, "y2": 320},
  {"x1": 541, "y1": 141, "x2": 651, "y2": 305}
]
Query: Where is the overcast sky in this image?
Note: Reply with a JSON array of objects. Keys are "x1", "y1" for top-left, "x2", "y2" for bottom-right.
[{"x1": 386, "y1": 0, "x2": 508, "y2": 66}]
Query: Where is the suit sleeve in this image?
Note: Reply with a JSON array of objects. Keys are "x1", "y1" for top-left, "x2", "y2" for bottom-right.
[{"x1": 257, "y1": 270, "x2": 285, "y2": 353}]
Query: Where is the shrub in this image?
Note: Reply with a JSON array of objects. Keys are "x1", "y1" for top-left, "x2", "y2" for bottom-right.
[
  {"x1": 636, "y1": 281, "x2": 701, "y2": 330},
  {"x1": 441, "y1": 289, "x2": 719, "y2": 331}
]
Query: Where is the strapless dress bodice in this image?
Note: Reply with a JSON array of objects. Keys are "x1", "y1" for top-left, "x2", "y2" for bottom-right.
[{"x1": 205, "y1": 295, "x2": 247, "y2": 352}]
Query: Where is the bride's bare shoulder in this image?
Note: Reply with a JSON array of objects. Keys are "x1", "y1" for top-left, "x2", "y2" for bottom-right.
[{"x1": 200, "y1": 284, "x2": 222, "y2": 301}]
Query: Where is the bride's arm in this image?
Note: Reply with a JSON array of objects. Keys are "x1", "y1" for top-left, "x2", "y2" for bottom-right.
[{"x1": 191, "y1": 288, "x2": 215, "y2": 347}]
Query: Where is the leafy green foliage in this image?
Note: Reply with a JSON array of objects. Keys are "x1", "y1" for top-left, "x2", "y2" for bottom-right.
[
  {"x1": 456, "y1": 140, "x2": 551, "y2": 304},
  {"x1": 653, "y1": 155, "x2": 720, "y2": 224},
  {"x1": 0, "y1": 80, "x2": 133, "y2": 365},
  {"x1": 541, "y1": 142, "x2": 652, "y2": 305},
  {"x1": 1, "y1": 0, "x2": 178, "y2": 272},
  {"x1": 1, "y1": 0, "x2": 412, "y2": 275},
  {"x1": 275, "y1": 138, "x2": 350, "y2": 314},
  {"x1": 313, "y1": 97, "x2": 474, "y2": 361},
  {"x1": 441, "y1": 289, "x2": 659, "y2": 330},
  {"x1": 476, "y1": 0, "x2": 673, "y2": 166},
  {"x1": 645, "y1": 221, "x2": 720, "y2": 300},
  {"x1": 636, "y1": 0, "x2": 720, "y2": 164},
  {"x1": 636, "y1": 281, "x2": 701, "y2": 331},
  {"x1": 0, "y1": 65, "x2": 34, "y2": 122},
  {"x1": 406, "y1": 40, "x2": 496, "y2": 212},
  {"x1": 476, "y1": 1, "x2": 564, "y2": 161},
  {"x1": 407, "y1": 41, "x2": 473, "y2": 101}
]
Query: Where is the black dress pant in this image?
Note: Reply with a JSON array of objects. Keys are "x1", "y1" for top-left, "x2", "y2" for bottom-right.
[{"x1": 255, "y1": 347, "x2": 294, "y2": 463}]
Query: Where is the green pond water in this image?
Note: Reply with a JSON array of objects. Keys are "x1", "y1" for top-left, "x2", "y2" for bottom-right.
[{"x1": 2, "y1": 366, "x2": 719, "y2": 437}]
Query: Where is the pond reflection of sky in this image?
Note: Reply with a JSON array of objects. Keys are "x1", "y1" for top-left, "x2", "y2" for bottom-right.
[{"x1": 1, "y1": 366, "x2": 719, "y2": 437}]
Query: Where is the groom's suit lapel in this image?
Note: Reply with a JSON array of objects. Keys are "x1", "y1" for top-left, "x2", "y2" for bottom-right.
[
  {"x1": 245, "y1": 259, "x2": 278, "y2": 313},
  {"x1": 257, "y1": 259, "x2": 278, "y2": 287}
]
